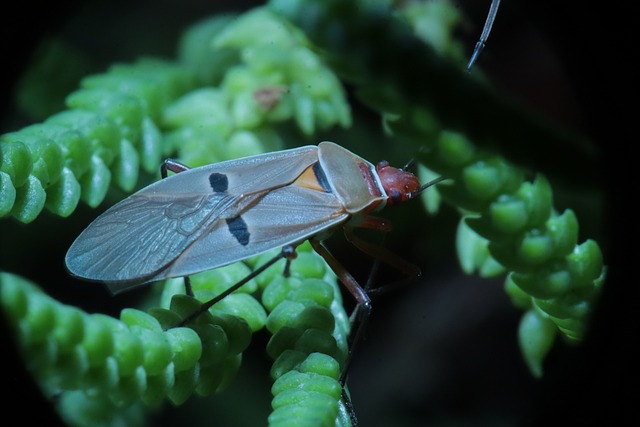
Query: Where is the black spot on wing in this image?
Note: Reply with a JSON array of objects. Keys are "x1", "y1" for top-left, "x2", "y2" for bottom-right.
[
  {"x1": 226, "y1": 216, "x2": 250, "y2": 246},
  {"x1": 209, "y1": 173, "x2": 228, "y2": 192},
  {"x1": 312, "y1": 162, "x2": 332, "y2": 192}
]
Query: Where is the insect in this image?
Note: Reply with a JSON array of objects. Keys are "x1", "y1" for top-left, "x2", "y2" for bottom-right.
[
  {"x1": 66, "y1": 141, "x2": 441, "y2": 294},
  {"x1": 65, "y1": 141, "x2": 443, "y2": 424}
]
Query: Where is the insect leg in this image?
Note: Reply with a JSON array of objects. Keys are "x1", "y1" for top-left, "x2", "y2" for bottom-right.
[
  {"x1": 309, "y1": 238, "x2": 368, "y2": 426},
  {"x1": 160, "y1": 158, "x2": 191, "y2": 178},
  {"x1": 344, "y1": 224, "x2": 421, "y2": 302},
  {"x1": 339, "y1": 222, "x2": 420, "y2": 351},
  {"x1": 183, "y1": 276, "x2": 194, "y2": 297},
  {"x1": 344, "y1": 224, "x2": 421, "y2": 279},
  {"x1": 309, "y1": 239, "x2": 371, "y2": 378},
  {"x1": 174, "y1": 245, "x2": 298, "y2": 327},
  {"x1": 282, "y1": 245, "x2": 298, "y2": 277}
]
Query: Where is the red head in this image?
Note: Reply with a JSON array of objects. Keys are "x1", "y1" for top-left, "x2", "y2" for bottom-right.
[{"x1": 376, "y1": 161, "x2": 422, "y2": 205}]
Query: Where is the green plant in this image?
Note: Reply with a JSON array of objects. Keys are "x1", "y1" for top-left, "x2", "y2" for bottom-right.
[{"x1": 1, "y1": 1, "x2": 606, "y2": 426}]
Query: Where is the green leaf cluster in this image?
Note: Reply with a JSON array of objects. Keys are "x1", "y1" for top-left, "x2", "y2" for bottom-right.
[
  {"x1": 1, "y1": 242, "x2": 349, "y2": 426},
  {"x1": 276, "y1": 0, "x2": 605, "y2": 378},
  {"x1": 1, "y1": 58, "x2": 195, "y2": 222}
]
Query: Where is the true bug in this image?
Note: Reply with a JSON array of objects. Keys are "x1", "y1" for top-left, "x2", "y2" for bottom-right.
[
  {"x1": 66, "y1": 141, "x2": 441, "y2": 293},
  {"x1": 66, "y1": 141, "x2": 443, "y2": 423}
]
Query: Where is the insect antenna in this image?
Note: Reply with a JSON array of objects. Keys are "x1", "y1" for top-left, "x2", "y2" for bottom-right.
[
  {"x1": 409, "y1": 175, "x2": 448, "y2": 199},
  {"x1": 401, "y1": 158, "x2": 417, "y2": 172},
  {"x1": 467, "y1": 0, "x2": 501, "y2": 71}
]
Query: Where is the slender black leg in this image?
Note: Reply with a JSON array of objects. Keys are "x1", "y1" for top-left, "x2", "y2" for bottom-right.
[
  {"x1": 173, "y1": 245, "x2": 297, "y2": 327},
  {"x1": 310, "y1": 225, "x2": 422, "y2": 426},
  {"x1": 309, "y1": 239, "x2": 371, "y2": 378},
  {"x1": 184, "y1": 276, "x2": 194, "y2": 297},
  {"x1": 309, "y1": 239, "x2": 371, "y2": 426},
  {"x1": 161, "y1": 158, "x2": 190, "y2": 178}
]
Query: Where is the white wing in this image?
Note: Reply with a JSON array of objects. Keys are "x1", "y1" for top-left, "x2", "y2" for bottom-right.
[{"x1": 65, "y1": 146, "x2": 349, "y2": 292}]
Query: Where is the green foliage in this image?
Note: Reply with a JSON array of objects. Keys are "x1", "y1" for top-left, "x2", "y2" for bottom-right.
[
  {"x1": 1, "y1": 1, "x2": 607, "y2": 426},
  {"x1": 275, "y1": 0, "x2": 605, "y2": 378},
  {"x1": 256, "y1": 243, "x2": 351, "y2": 427},
  {"x1": 1, "y1": 243, "x2": 349, "y2": 425},
  {"x1": 1, "y1": 58, "x2": 196, "y2": 222}
]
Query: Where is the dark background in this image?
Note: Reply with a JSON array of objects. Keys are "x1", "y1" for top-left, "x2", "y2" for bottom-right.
[{"x1": 1, "y1": 1, "x2": 634, "y2": 426}]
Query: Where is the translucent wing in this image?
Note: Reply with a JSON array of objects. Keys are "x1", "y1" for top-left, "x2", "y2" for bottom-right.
[
  {"x1": 66, "y1": 146, "x2": 331, "y2": 290},
  {"x1": 153, "y1": 184, "x2": 349, "y2": 286},
  {"x1": 65, "y1": 190, "x2": 250, "y2": 286}
]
